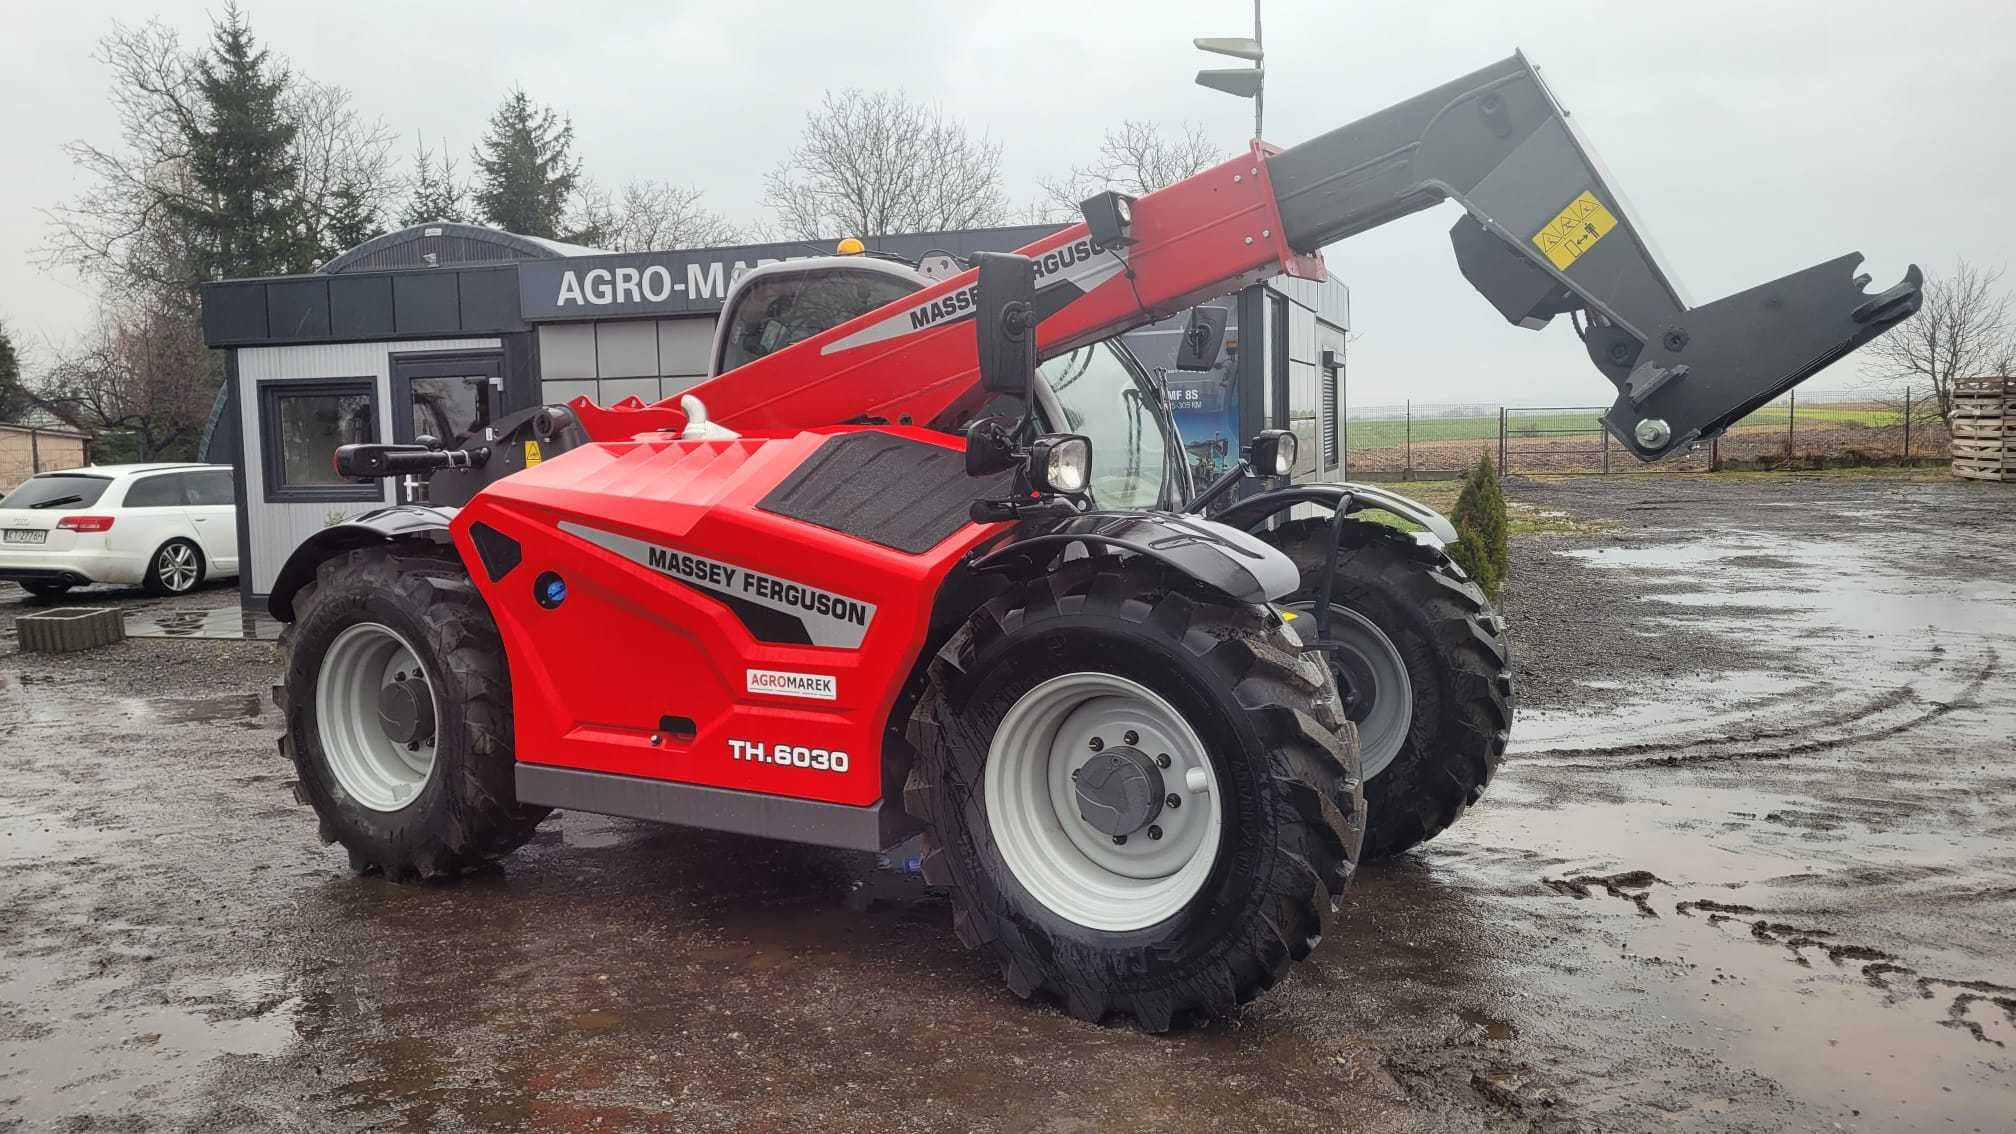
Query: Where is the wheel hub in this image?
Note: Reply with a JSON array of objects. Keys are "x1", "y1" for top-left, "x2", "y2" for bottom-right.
[
  {"x1": 377, "y1": 677, "x2": 435, "y2": 746},
  {"x1": 1072, "y1": 747, "x2": 1166, "y2": 837}
]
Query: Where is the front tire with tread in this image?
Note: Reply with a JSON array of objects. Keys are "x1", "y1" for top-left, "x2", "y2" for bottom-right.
[
  {"x1": 283, "y1": 546, "x2": 548, "y2": 880},
  {"x1": 906, "y1": 557, "x2": 1364, "y2": 1030}
]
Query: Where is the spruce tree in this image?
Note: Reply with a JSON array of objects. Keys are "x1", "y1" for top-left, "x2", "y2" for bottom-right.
[
  {"x1": 168, "y1": 4, "x2": 303, "y2": 279},
  {"x1": 471, "y1": 89, "x2": 581, "y2": 238},
  {"x1": 0, "y1": 319, "x2": 27, "y2": 421},
  {"x1": 1448, "y1": 454, "x2": 1510, "y2": 598},
  {"x1": 324, "y1": 179, "x2": 384, "y2": 253},
  {"x1": 400, "y1": 142, "x2": 469, "y2": 226}
]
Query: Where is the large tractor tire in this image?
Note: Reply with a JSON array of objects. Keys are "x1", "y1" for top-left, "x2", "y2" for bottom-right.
[
  {"x1": 905, "y1": 557, "x2": 1364, "y2": 1030},
  {"x1": 1266, "y1": 518, "x2": 1512, "y2": 859},
  {"x1": 281, "y1": 546, "x2": 548, "y2": 880}
]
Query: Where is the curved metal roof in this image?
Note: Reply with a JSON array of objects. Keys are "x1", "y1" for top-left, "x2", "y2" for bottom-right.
[{"x1": 318, "y1": 222, "x2": 605, "y2": 275}]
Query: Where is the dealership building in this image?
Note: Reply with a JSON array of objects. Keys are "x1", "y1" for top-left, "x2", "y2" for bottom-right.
[{"x1": 200, "y1": 222, "x2": 1348, "y2": 607}]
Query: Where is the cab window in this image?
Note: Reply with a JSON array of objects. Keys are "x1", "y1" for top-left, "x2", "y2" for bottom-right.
[
  {"x1": 718, "y1": 269, "x2": 919, "y2": 373},
  {"x1": 1041, "y1": 345, "x2": 1171, "y2": 511}
]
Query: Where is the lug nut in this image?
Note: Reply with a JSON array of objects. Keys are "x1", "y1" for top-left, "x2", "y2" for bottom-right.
[
  {"x1": 1112, "y1": 834, "x2": 1127, "y2": 845},
  {"x1": 394, "y1": 671, "x2": 407, "y2": 682},
  {"x1": 1088, "y1": 737, "x2": 1104, "y2": 752},
  {"x1": 1155, "y1": 753, "x2": 1171, "y2": 769},
  {"x1": 1147, "y1": 825, "x2": 1163, "y2": 840},
  {"x1": 1124, "y1": 730, "x2": 1139, "y2": 745},
  {"x1": 1166, "y1": 794, "x2": 1181, "y2": 810}
]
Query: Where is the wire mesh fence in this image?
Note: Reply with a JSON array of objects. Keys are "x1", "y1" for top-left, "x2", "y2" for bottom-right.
[{"x1": 1340, "y1": 389, "x2": 1944, "y2": 478}]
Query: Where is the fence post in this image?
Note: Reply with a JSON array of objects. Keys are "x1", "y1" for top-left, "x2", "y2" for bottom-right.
[
  {"x1": 1340, "y1": 405, "x2": 1350, "y2": 481},
  {"x1": 1711, "y1": 435, "x2": 1721, "y2": 471},
  {"x1": 29, "y1": 428, "x2": 40, "y2": 475},
  {"x1": 1498, "y1": 406, "x2": 1507, "y2": 473},
  {"x1": 1601, "y1": 424, "x2": 1610, "y2": 474},
  {"x1": 1787, "y1": 389, "x2": 1796, "y2": 458},
  {"x1": 1405, "y1": 399, "x2": 1412, "y2": 480},
  {"x1": 1903, "y1": 386, "x2": 1912, "y2": 461}
]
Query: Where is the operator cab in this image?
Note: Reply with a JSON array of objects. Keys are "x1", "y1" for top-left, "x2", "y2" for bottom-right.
[{"x1": 711, "y1": 256, "x2": 1189, "y2": 510}]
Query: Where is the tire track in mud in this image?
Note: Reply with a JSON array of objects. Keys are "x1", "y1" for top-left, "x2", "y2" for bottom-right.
[
  {"x1": 1542, "y1": 875, "x2": 2016, "y2": 1049},
  {"x1": 1524, "y1": 650, "x2": 1997, "y2": 771}
]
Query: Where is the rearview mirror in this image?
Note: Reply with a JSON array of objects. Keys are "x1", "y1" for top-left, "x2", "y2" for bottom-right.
[
  {"x1": 974, "y1": 252, "x2": 1038, "y2": 396},
  {"x1": 1175, "y1": 307, "x2": 1229, "y2": 371}
]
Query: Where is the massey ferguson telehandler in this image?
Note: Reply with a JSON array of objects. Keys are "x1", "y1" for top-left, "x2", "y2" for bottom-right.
[{"x1": 270, "y1": 54, "x2": 1920, "y2": 1028}]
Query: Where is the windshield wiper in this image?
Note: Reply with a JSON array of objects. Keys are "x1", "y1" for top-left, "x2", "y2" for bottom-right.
[{"x1": 27, "y1": 495, "x2": 85, "y2": 509}]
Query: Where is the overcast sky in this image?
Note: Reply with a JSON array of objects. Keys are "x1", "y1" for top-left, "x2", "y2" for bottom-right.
[{"x1": 3, "y1": 0, "x2": 2011, "y2": 407}]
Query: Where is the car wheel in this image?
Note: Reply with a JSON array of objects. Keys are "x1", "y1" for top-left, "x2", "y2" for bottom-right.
[{"x1": 144, "y1": 539, "x2": 205, "y2": 596}]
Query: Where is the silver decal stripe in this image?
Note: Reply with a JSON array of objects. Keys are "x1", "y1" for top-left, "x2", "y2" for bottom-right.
[
  {"x1": 821, "y1": 237, "x2": 1129, "y2": 356},
  {"x1": 558, "y1": 521, "x2": 876, "y2": 648}
]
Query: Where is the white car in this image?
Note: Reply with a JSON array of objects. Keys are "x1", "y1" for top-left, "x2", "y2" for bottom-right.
[{"x1": 0, "y1": 464, "x2": 239, "y2": 598}]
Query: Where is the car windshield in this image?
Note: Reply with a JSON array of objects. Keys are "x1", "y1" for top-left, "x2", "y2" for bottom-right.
[
  {"x1": 0, "y1": 474, "x2": 112, "y2": 510},
  {"x1": 1040, "y1": 344, "x2": 1174, "y2": 511}
]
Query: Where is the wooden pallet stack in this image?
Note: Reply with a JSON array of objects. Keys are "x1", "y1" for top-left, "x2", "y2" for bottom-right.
[{"x1": 1951, "y1": 377, "x2": 2016, "y2": 482}]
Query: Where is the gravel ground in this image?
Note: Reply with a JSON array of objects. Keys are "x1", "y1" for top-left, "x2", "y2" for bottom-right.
[{"x1": 2, "y1": 472, "x2": 2012, "y2": 1132}]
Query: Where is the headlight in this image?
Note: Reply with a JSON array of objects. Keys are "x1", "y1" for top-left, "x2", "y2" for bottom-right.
[
  {"x1": 1249, "y1": 429, "x2": 1297, "y2": 477},
  {"x1": 1029, "y1": 434, "x2": 1092, "y2": 494}
]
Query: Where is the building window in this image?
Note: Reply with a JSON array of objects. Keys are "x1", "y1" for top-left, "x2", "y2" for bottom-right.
[{"x1": 258, "y1": 379, "x2": 381, "y2": 503}]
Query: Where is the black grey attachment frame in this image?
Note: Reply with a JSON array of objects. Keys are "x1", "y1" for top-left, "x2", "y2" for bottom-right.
[{"x1": 1263, "y1": 52, "x2": 1923, "y2": 460}]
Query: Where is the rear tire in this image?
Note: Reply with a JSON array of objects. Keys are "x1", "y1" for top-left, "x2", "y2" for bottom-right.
[
  {"x1": 906, "y1": 557, "x2": 1364, "y2": 1030},
  {"x1": 143, "y1": 538, "x2": 204, "y2": 596},
  {"x1": 283, "y1": 546, "x2": 548, "y2": 880},
  {"x1": 1268, "y1": 519, "x2": 1513, "y2": 859},
  {"x1": 18, "y1": 580, "x2": 74, "y2": 598}
]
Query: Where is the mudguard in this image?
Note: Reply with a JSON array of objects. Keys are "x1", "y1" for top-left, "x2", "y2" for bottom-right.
[
  {"x1": 1218, "y1": 484, "x2": 1460, "y2": 546},
  {"x1": 970, "y1": 511, "x2": 1300, "y2": 604},
  {"x1": 268, "y1": 505, "x2": 459, "y2": 621}
]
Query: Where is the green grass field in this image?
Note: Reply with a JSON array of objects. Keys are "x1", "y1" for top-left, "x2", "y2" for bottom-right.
[{"x1": 1345, "y1": 401, "x2": 1901, "y2": 448}]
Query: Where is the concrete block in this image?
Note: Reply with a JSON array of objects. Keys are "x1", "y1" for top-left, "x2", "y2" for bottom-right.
[{"x1": 17, "y1": 607, "x2": 126, "y2": 654}]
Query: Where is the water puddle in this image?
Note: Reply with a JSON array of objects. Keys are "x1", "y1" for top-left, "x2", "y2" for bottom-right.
[{"x1": 123, "y1": 606, "x2": 282, "y2": 641}]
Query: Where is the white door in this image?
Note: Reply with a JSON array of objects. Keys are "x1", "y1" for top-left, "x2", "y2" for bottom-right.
[
  {"x1": 184, "y1": 468, "x2": 239, "y2": 574},
  {"x1": 116, "y1": 472, "x2": 204, "y2": 580}
]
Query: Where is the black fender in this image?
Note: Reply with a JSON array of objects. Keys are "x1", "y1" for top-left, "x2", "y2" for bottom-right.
[
  {"x1": 268, "y1": 505, "x2": 460, "y2": 622},
  {"x1": 1217, "y1": 483, "x2": 1460, "y2": 546},
  {"x1": 968, "y1": 511, "x2": 1299, "y2": 604}
]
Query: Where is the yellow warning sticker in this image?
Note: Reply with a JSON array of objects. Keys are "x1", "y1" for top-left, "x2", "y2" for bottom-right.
[
  {"x1": 1532, "y1": 190, "x2": 1618, "y2": 271},
  {"x1": 523, "y1": 440, "x2": 543, "y2": 467}
]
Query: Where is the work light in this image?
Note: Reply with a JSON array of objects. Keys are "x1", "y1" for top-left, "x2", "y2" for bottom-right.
[
  {"x1": 1250, "y1": 430, "x2": 1296, "y2": 477},
  {"x1": 1029, "y1": 434, "x2": 1093, "y2": 495}
]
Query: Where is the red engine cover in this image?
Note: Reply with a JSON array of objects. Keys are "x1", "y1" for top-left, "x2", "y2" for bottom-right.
[{"x1": 451, "y1": 426, "x2": 996, "y2": 808}]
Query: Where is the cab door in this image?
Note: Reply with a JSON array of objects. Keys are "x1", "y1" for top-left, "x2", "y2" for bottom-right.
[{"x1": 389, "y1": 351, "x2": 504, "y2": 504}]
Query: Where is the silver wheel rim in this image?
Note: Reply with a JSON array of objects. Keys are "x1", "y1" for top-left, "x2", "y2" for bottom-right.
[
  {"x1": 984, "y1": 673, "x2": 1223, "y2": 932},
  {"x1": 158, "y1": 544, "x2": 198, "y2": 592},
  {"x1": 315, "y1": 622, "x2": 438, "y2": 813},
  {"x1": 1289, "y1": 602, "x2": 1412, "y2": 779}
]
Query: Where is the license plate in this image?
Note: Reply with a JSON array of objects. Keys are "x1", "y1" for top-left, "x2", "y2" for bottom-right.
[{"x1": 3, "y1": 529, "x2": 47, "y2": 544}]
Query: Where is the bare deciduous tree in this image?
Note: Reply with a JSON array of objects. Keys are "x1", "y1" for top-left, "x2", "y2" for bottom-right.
[
  {"x1": 762, "y1": 90, "x2": 1008, "y2": 240},
  {"x1": 39, "y1": 20, "x2": 207, "y2": 302},
  {"x1": 38, "y1": 300, "x2": 216, "y2": 462},
  {"x1": 1038, "y1": 120, "x2": 1224, "y2": 219},
  {"x1": 1865, "y1": 260, "x2": 2013, "y2": 420},
  {"x1": 288, "y1": 79, "x2": 397, "y2": 262},
  {"x1": 570, "y1": 178, "x2": 742, "y2": 252}
]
